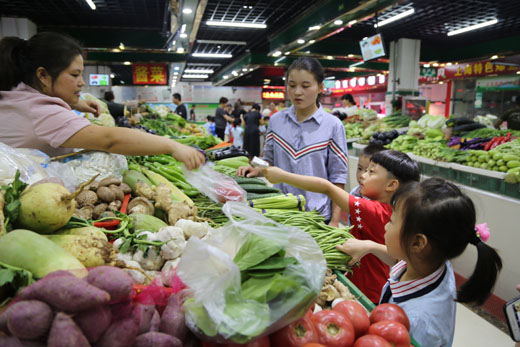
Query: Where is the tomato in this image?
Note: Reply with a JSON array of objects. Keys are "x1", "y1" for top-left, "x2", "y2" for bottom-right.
[
  {"x1": 310, "y1": 310, "x2": 355, "y2": 347},
  {"x1": 333, "y1": 300, "x2": 370, "y2": 338},
  {"x1": 304, "y1": 308, "x2": 313, "y2": 321},
  {"x1": 271, "y1": 316, "x2": 318, "y2": 347},
  {"x1": 353, "y1": 334, "x2": 392, "y2": 347},
  {"x1": 215, "y1": 182, "x2": 244, "y2": 203},
  {"x1": 368, "y1": 320, "x2": 410, "y2": 347},
  {"x1": 370, "y1": 303, "x2": 410, "y2": 331}
]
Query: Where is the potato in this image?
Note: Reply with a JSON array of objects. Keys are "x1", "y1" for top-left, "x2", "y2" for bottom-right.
[
  {"x1": 149, "y1": 309, "x2": 160, "y2": 332},
  {"x1": 96, "y1": 308, "x2": 139, "y2": 347},
  {"x1": 86, "y1": 266, "x2": 133, "y2": 302},
  {"x1": 136, "y1": 304, "x2": 156, "y2": 334},
  {"x1": 134, "y1": 332, "x2": 182, "y2": 347},
  {"x1": 19, "y1": 275, "x2": 110, "y2": 312},
  {"x1": 6, "y1": 300, "x2": 52, "y2": 340},
  {"x1": 159, "y1": 294, "x2": 186, "y2": 341},
  {"x1": 74, "y1": 305, "x2": 111, "y2": 343},
  {"x1": 47, "y1": 313, "x2": 90, "y2": 347},
  {"x1": 0, "y1": 336, "x2": 25, "y2": 347}
]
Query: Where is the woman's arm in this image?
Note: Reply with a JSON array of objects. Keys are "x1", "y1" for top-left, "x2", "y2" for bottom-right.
[
  {"x1": 337, "y1": 239, "x2": 397, "y2": 266},
  {"x1": 61, "y1": 124, "x2": 205, "y2": 169},
  {"x1": 263, "y1": 167, "x2": 350, "y2": 213}
]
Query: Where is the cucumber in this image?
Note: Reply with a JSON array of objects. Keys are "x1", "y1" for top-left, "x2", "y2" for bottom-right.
[
  {"x1": 239, "y1": 184, "x2": 281, "y2": 194},
  {"x1": 246, "y1": 192, "x2": 283, "y2": 201},
  {"x1": 503, "y1": 154, "x2": 520, "y2": 162},
  {"x1": 233, "y1": 177, "x2": 266, "y2": 185},
  {"x1": 507, "y1": 160, "x2": 520, "y2": 169}
]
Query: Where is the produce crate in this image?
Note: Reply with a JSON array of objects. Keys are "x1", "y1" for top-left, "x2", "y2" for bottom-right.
[
  {"x1": 334, "y1": 270, "x2": 421, "y2": 347},
  {"x1": 502, "y1": 182, "x2": 520, "y2": 200}
]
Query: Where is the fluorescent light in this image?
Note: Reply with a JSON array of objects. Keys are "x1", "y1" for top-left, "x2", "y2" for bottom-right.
[
  {"x1": 284, "y1": 51, "x2": 291, "y2": 55},
  {"x1": 206, "y1": 21, "x2": 266, "y2": 29},
  {"x1": 325, "y1": 76, "x2": 335, "y2": 80},
  {"x1": 118, "y1": 42, "x2": 125, "y2": 50},
  {"x1": 273, "y1": 51, "x2": 282, "y2": 57},
  {"x1": 327, "y1": 56, "x2": 333, "y2": 60},
  {"x1": 350, "y1": 61, "x2": 364, "y2": 67},
  {"x1": 334, "y1": 20, "x2": 343, "y2": 25},
  {"x1": 309, "y1": 25, "x2": 321, "y2": 31},
  {"x1": 348, "y1": 54, "x2": 354, "y2": 58},
  {"x1": 174, "y1": 66, "x2": 180, "y2": 71},
  {"x1": 123, "y1": 61, "x2": 131, "y2": 65},
  {"x1": 183, "y1": 74, "x2": 209, "y2": 79},
  {"x1": 223, "y1": 75, "x2": 228, "y2": 79},
  {"x1": 374, "y1": 8, "x2": 415, "y2": 28},
  {"x1": 177, "y1": 47, "x2": 185, "y2": 53},
  {"x1": 181, "y1": 24, "x2": 186, "y2": 34},
  {"x1": 491, "y1": 55, "x2": 499, "y2": 60},
  {"x1": 242, "y1": 68, "x2": 248, "y2": 72},
  {"x1": 192, "y1": 53, "x2": 232, "y2": 58},
  {"x1": 110, "y1": 73, "x2": 115, "y2": 78},
  {"x1": 297, "y1": 39, "x2": 305, "y2": 44},
  {"x1": 173, "y1": 72, "x2": 179, "y2": 75},
  {"x1": 232, "y1": 71, "x2": 238, "y2": 76},
  {"x1": 197, "y1": 39, "x2": 247, "y2": 45},
  {"x1": 432, "y1": 63, "x2": 439, "y2": 67},
  {"x1": 180, "y1": 33, "x2": 187, "y2": 38},
  {"x1": 309, "y1": 40, "x2": 315, "y2": 44},
  {"x1": 439, "y1": 81, "x2": 444, "y2": 84},
  {"x1": 183, "y1": 8, "x2": 192, "y2": 14},
  {"x1": 348, "y1": 20, "x2": 357, "y2": 26},
  {"x1": 274, "y1": 56, "x2": 286, "y2": 64},
  {"x1": 517, "y1": 71, "x2": 520, "y2": 75},
  {"x1": 184, "y1": 69, "x2": 214, "y2": 73},
  {"x1": 446, "y1": 62, "x2": 452, "y2": 66},
  {"x1": 423, "y1": 64, "x2": 430, "y2": 68},
  {"x1": 84, "y1": 0, "x2": 96, "y2": 10},
  {"x1": 447, "y1": 18, "x2": 498, "y2": 36}
]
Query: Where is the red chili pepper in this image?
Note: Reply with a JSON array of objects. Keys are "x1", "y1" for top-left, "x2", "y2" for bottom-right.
[
  {"x1": 505, "y1": 132, "x2": 512, "y2": 142},
  {"x1": 484, "y1": 137, "x2": 496, "y2": 151},
  {"x1": 490, "y1": 136, "x2": 505, "y2": 150},
  {"x1": 93, "y1": 220, "x2": 121, "y2": 228},
  {"x1": 120, "y1": 194, "x2": 131, "y2": 214}
]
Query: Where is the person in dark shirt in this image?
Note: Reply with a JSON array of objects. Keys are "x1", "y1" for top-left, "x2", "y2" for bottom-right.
[
  {"x1": 102, "y1": 91, "x2": 125, "y2": 122},
  {"x1": 495, "y1": 97, "x2": 520, "y2": 130},
  {"x1": 173, "y1": 93, "x2": 187, "y2": 120},
  {"x1": 243, "y1": 103, "x2": 264, "y2": 158},
  {"x1": 190, "y1": 104, "x2": 196, "y2": 121},
  {"x1": 214, "y1": 96, "x2": 234, "y2": 140},
  {"x1": 232, "y1": 100, "x2": 246, "y2": 120}
]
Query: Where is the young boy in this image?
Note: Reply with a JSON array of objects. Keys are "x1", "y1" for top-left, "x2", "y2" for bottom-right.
[
  {"x1": 263, "y1": 150, "x2": 420, "y2": 303},
  {"x1": 203, "y1": 116, "x2": 216, "y2": 136},
  {"x1": 351, "y1": 144, "x2": 386, "y2": 197}
]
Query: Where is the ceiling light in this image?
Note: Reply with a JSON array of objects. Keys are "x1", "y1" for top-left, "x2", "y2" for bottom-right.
[
  {"x1": 350, "y1": 61, "x2": 364, "y2": 67},
  {"x1": 110, "y1": 73, "x2": 115, "y2": 78},
  {"x1": 423, "y1": 64, "x2": 430, "y2": 68},
  {"x1": 180, "y1": 33, "x2": 188, "y2": 38},
  {"x1": 274, "y1": 56, "x2": 286, "y2": 64},
  {"x1": 446, "y1": 62, "x2": 452, "y2": 66},
  {"x1": 439, "y1": 81, "x2": 444, "y2": 84},
  {"x1": 297, "y1": 39, "x2": 305, "y2": 44},
  {"x1": 183, "y1": 8, "x2": 192, "y2": 14},
  {"x1": 249, "y1": 68, "x2": 253, "y2": 71},
  {"x1": 123, "y1": 61, "x2": 131, "y2": 65},
  {"x1": 432, "y1": 63, "x2": 439, "y2": 67},
  {"x1": 192, "y1": 53, "x2": 232, "y2": 58},
  {"x1": 232, "y1": 71, "x2": 238, "y2": 76},
  {"x1": 120, "y1": 80, "x2": 125, "y2": 84},
  {"x1": 174, "y1": 66, "x2": 180, "y2": 71},
  {"x1": 242, "y1": 68, "x2": 248, "y2": 72},
  {"x1": 327, "y1": 56, "x2": 333, "y2": 60},
  {"x1": 349, "y1": 67, "x2": 355, "y2": 72},
  {"x1": 181, "y1": 24, "x2": 186, "y2": 34},
  {"x1": 348, "y1": 20, "x2": 357, "y2": 26},
  {"x1": 183, "y1": 74, "x2": 209, "y2": 79},
  {"x1": 173, "y1": 72, "x2": 179, "y2": 75},
  {"x1": 306, "y1": 51, "x2": 311, "y2": 54},
  {"x1": 517, "y1": 71, "x2": 520, "y2": 75},
  {"x1": 348, "y1": 54, "x2": 354, "y2": 58},
  {"x1": 309, "y1": 25, "x2": 321, "y2": 31},
  {"x1": 206, "y1": 21, "x2": 266, "y2": 29},
  {"x1": 177, "y1": 47, "x2": 185, "y2": 53},
  {"x1": 447, "y1": 18, "x2": 498, "y2": 36},
  {"x1": 334, "y1": 20, "x2": 343, "y2": 25},
  {"x1": 272, "y1": 51, "x2": 282, "y2": 57},
  {"x1": 112, "y1": 48, "x2": 120, "y2": 52},
  {"x1": 325, "y1": 76, "x2": 335, "y2": 80},
  {"x1": 309, "y1": 40, "x2": 315, "y2": 44},
  {"x1": 374, "y1": 8, "x2": 415, "y2": 28},
  {"x1": 243, "y1": 5, "x2": 247, "y2": 8},
  {"x1": 197, "y1": 39, "x2": 247, "y2": 45},
  {"x1": 223, "y1": 75, "x2": 229, "y2": 79},
  {"x1": 249, "y1": 6, "x2": 253, "y2": 9},
  {"x1": 84, "y1": 0, "x2": 96, "y2": 10},
  {"x1": 118, "y1": 42, "x2": 125, "y2": 50},
  {"x1": 284, "y1": 51, "x2": 291, "y2": 55},
  {"x1": 491, "y1": 55, "x2": 499, "y2": 60}
]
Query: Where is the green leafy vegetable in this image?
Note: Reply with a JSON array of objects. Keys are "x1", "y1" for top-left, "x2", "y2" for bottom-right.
[
  {"x1": 0, "y1": 260, "x2": 35, "y2": 307},
  {"x1": 233, "y1": 234, "x2": 283, "y2": 271},
  {"x1": 1, "y1": 171, "x2": 28, "y2": 233}
]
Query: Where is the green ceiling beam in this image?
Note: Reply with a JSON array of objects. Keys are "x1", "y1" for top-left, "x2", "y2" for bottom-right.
[
  {"x1": 421, "y1": 35, "x2": 520, "y2": 62},
  {"x1": 269, "y1": 0, "x2": 398, "y2": 55},
  {"x1": 85, "y1": 51, "x2": 186, "y2": 63}
]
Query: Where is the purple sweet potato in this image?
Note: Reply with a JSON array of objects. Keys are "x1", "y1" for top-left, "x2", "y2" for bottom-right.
[
  {"x1": 0, "y1": 336, "x2": 25, "y2": 347},
  {"x1": 47, "y1": 313, "x2": 90, "y2": 347},
  {"x1": 6, "y1": 300, "x2": 53, "y2": 340},
  {"x1": 95, "y1": 307, "x2": 140, "y2": 347},
  {"x1": 133, "y1": 332, "x2": 182, "y2": 347},
  {"x1": 86, "y1": 266, "x2": 133, "y2": 302},
  {"x1": 74, "y1": 305, "x2": 112, "y2": 343},
  {"x1": 19, "y1": 340, "x2": 46, "y2": 347},
  {"x1": 149, "y1": 310, "x2": 160, "y2": 332},
  {"x1": 159, "y1": 294, "x2": 186, "y2": 341},
  {"x1": 136, "y1": 304, "x2": 156, "y2": 334},
  {"x1": 0, "y1": 307, "x2": 8, "y2": 333},
  {"x1": 19, "y1": 275, "x2": 109, "y2": 312},
  {"x1": 110, "y1": 299, "x2": 134, "y2": 322}
]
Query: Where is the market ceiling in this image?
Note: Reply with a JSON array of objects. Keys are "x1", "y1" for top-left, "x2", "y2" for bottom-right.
[{"x1": 2, "y1": 0, "x2": 520, "y2": 87}]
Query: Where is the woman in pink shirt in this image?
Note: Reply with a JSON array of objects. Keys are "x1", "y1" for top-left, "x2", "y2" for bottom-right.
[{"x1": 0, "y1": 32, "x2": 204, "y2": 169}]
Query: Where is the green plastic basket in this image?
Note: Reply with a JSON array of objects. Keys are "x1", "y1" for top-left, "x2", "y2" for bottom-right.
[{"x1": 334, "y1": 270, "x2": 421, "y2": 347}]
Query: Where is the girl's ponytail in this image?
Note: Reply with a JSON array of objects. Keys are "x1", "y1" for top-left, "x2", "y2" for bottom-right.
[
  {"x1": 457, "y1": 241, "x2": 502, "y2": 305},
  {"x1": 0, "y1": 37, "x2": 25, "y2": 91}
]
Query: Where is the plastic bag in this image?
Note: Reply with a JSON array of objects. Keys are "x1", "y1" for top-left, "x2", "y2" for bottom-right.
[
  {"x1": 183, "y1": 164, "x2": 246, "y2": 204},
  {"x1": 177, "y1": 202, "x2": 326, "y2": 343},
  {"x1": 0, "y1": 142, "x2": 50, "y2": 185}
]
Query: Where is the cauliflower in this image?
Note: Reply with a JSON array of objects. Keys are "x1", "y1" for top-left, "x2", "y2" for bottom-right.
[
  {"x1": 132, "y1": 248, "x2": 164, "y2": 271},
  {"x1": 113, "y1": 237, "x2": 124, "y2": 250},
  {"x1": 116, "y1": 252, "x2": 133, "y2": 263},
  {"x1": 156, "y1": 226, "x2": 186, "y2": 260},
  {"x1": 161, "y1": 258, "x2": 182, "y2": 287},
  {"x1": 175, "y1": 219, "x2": 212, "y2": 240}
]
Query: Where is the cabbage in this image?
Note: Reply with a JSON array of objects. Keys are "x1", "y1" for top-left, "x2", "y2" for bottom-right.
[
  {"x1": 82, "y1": 93, "x2": 109, "y2": 114},
  {"x1": 97, "y1": 113, "x2": 115, "y2": 127},
  {"x1": 417, "y1": 114, "x2": 446, "y2": 129}
]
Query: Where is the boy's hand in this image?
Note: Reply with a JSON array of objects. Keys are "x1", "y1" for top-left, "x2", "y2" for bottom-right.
[
  {"x1": 262, "y1": 167, "x2": 287, "y2": 184},
  {"x1": 237, "y1": 166, "x2": 263, "y2": 178},
  {"x1": 336, "y1": 239, "x2": 371, "y2": 266}
]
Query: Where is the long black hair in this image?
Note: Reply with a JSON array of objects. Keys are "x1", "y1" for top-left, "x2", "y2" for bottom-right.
[
  {"x1": 286, "y1": 57, "x2": 324, "y2": 107},
  {"x1": 392, "y1": 178, "x2": 502, "y2": 305},
  {"x1": 0, "y1": 32, "x2": 83, "y2": 92}
]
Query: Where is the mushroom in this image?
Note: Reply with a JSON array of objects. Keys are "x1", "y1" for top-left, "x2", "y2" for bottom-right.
[
  {"x1": 101, "y1": 211, "x2": 116, "y2": 218},
  {"x1": 99, "y1": 177, "x2": 121, "y2": 187},
  {"x1": 108, "y1": 200, "x2": 122, "y2": 212},
  {"x1": 119, "y1": 183, "x2": 132, "y2": 195},
  {"x1": 78, "y1": 204, "x2": 95, "y2": 219},
  {"x1": 75, "y1": 190, "x2": 98, "y2": 208},
  {"x1": 93, "y1": 203, "x2": 108, "y2": 219},
  {"x1": 109, "y1": 185, "x2": 125, "y2": 201},
  {"x1": 127, "y1": 197, "x2": 155, "y2": 215},
  {"x1": 97, "y1": 186, "x2": 115, "y2": 203}
]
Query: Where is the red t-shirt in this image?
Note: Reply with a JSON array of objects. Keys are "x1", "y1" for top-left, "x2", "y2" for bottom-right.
[{"x1": 347, "y1": 194, "x2": 391, "y2": 303}]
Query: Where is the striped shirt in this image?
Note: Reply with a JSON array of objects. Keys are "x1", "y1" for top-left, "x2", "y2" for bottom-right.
[
  {"x1": 380, "y1": 260, "x2": 457, "y2": 347},
  {"x1": 263, "y1": 105, "x2": 348, "y2": 220}
]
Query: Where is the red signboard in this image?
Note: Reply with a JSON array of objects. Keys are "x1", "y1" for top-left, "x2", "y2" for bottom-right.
[
  {"x1": 419, "y1": 60, "x2": 520, "y2": 84},
  {"x1": 132, "y1": 64, "x2": 167, "y2": 85},
  {"x1": 262, "y1": 91, "x2": 285, "y2": 99},
  {"x1": 329, "y1": 75, "x2": 387, "y2": 95}
]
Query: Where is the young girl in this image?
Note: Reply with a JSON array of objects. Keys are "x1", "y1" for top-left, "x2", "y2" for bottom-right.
[
  {"x1": 339, "y1": 177, "x2": 502, "y2": 346},
  {"x1": 231, "y1": 117, "x2": 244, "y2": 148}
]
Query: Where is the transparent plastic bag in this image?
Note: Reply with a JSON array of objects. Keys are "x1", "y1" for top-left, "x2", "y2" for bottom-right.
[
  {"x1": 183, "y1": 164, "x2": 246, "y2": 204},
  {"x1": 0, "y1": 142, "x2": 50, "y2": 185},
  {"x1": 177, "y1": 202, "x2": 326, "y2": 343}
]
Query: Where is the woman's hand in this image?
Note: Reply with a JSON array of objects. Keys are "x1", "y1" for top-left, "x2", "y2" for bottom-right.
[
  {"x1": 237, "y1": 166, "x2": 263, "y2": 177},
  {"x1": 171, "y1": 143, "x2": 205, "y2": 170},
  {"x1": 72, "y1": 99, "x2": 100, "y2": 116},
  {"x1": 336, "y1": 239, "x2": 372, "y2": 266}
]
